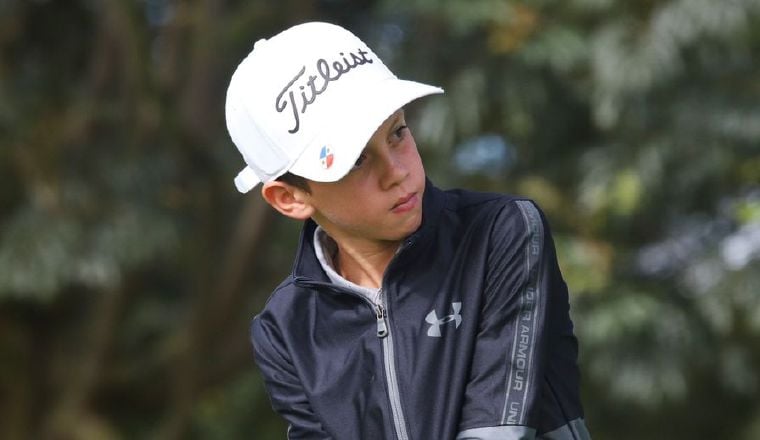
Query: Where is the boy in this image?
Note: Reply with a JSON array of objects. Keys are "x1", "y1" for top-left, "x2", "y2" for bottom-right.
[{"x1": 226, "y1": 22, "x2": 590, "y2": 440}]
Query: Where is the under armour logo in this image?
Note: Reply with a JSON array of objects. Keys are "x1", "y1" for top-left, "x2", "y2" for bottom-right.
[{"x1": 425, "y1": 302, "x2": 462, "y2": 337}]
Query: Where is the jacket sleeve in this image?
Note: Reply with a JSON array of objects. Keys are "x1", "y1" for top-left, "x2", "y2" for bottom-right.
[
  {"x1": 251, "y1": 315, "x2": 333, "y2": 439},
  {"x1": 456, "y1": 200, "x2": 586, "y2": 440}
]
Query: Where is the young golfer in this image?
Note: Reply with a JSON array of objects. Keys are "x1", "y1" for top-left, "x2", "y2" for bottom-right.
[{"x1": 225, "y1": 21, "x2": 591, "y2": 440}]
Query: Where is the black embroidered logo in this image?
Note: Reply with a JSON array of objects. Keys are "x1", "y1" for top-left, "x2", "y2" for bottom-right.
[{"x1": 275, "y1": 48, "x2": 374, "y2": 134}]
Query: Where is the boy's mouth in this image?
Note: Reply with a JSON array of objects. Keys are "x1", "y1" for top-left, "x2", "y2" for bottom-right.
[{"x1": 391, "y1": 193, "x2": 418, "y2": 213}]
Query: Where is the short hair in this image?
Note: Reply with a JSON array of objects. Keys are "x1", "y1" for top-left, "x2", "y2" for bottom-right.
[{"x1": 276, "y1": 172, "x2": 311, "y2": 193}]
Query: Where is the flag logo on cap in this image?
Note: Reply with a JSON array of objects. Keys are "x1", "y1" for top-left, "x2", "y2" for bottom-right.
[{"x1": 319, "y1": 146, "x2": 334, "y2": 169}]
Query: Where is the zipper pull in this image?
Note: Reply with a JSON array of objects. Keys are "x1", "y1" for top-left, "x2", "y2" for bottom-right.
[{"x1": 375, "y1": 304, "x2": 388, "y2": 338}]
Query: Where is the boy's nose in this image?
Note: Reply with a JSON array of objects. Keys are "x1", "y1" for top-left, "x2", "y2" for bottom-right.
[{"x1": 379, "y1": 149, "x2": 408, "y2": 190}]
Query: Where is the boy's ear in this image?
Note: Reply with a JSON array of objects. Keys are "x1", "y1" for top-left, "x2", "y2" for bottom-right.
[{"x1": 261, "y1": 181, "x2": 314, "y2": 220}]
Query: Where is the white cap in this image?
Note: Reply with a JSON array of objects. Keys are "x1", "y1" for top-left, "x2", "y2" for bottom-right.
[{"x1": 225, "y1": 22, "x2": 444, "y2": 193}]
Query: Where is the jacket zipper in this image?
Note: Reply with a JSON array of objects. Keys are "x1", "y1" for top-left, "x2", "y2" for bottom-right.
[
  {"x1": 375, "y1": 290, "x2": 410, "y2": 440},
  {"x1": 375, "y1": 302, "x2": 388, "y2": 337},
  {"x1": 294, "y1": 238, "x2": 415, "y2": 440}
]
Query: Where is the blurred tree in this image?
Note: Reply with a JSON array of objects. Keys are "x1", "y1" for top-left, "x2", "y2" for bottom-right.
[{"x1": 0, "y1": 0, "x2": 758, "y2": 439}]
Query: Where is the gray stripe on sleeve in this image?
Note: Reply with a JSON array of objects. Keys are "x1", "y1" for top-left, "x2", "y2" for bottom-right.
[
  {"x1": 454, "y1": 418, "x2": 590, "y2": 440},
  {"x1": 456, "y1": 425, "x2": 537, "y2": 440},
  {"x1": 501, "y1": 200, "x2": 546, "y2": 425},
  {"x1": 539, "y1": 418, "x2": 592, "y2": 440}
]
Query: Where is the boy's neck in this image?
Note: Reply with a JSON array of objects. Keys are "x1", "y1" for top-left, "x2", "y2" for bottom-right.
[{"x1": 332, "y1": 239, "x2": 400, "y2": 289}]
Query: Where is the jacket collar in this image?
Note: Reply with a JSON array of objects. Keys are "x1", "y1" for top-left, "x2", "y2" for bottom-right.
[{"x1": 291, "y1": 178, "x2": 445, "y2": 282}]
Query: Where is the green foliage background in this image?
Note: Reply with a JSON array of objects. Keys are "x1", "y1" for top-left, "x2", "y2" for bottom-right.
[{"x1": 1, "y1": 0, "x2": 759, "y2": 438}]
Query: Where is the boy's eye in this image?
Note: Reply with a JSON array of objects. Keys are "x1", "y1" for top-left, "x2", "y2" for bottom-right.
[
  {"x1": 394, "y1": 125, "x2": 408, "y2": 138},
  {"x1": 352, "y1": 153, "x2": 367, "y2": 170}
]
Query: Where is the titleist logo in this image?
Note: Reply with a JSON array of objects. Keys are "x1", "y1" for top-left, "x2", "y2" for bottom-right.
[{"x1": 275, "y1": 48, "x2": 374, "y2": 134}]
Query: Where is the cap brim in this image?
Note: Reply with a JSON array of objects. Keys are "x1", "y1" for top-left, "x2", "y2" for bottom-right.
[
  {"x1": 234, "y1": 166, "x2": 262, "y2": 193},
  {"x1": 288, "y1": 78, "x2": 443, "y2": 183}
]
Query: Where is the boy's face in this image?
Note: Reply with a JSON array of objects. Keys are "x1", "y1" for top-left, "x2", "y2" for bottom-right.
[{"x1": 304, "y1": 109, "x2": 426, "y2": 248}]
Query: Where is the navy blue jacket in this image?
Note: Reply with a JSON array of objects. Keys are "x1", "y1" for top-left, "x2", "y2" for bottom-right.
[{"x1": 251, "y1": 182, "x2": 590, "y2": 439}]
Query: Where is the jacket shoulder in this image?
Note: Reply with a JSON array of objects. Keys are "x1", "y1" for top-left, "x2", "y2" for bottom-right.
[
  {"x1": 439, "y1": 186, "x2": 533, "y2": 218},
  {"x1": 251, "y1": 276, "x2": 302, "y2": 325}
]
